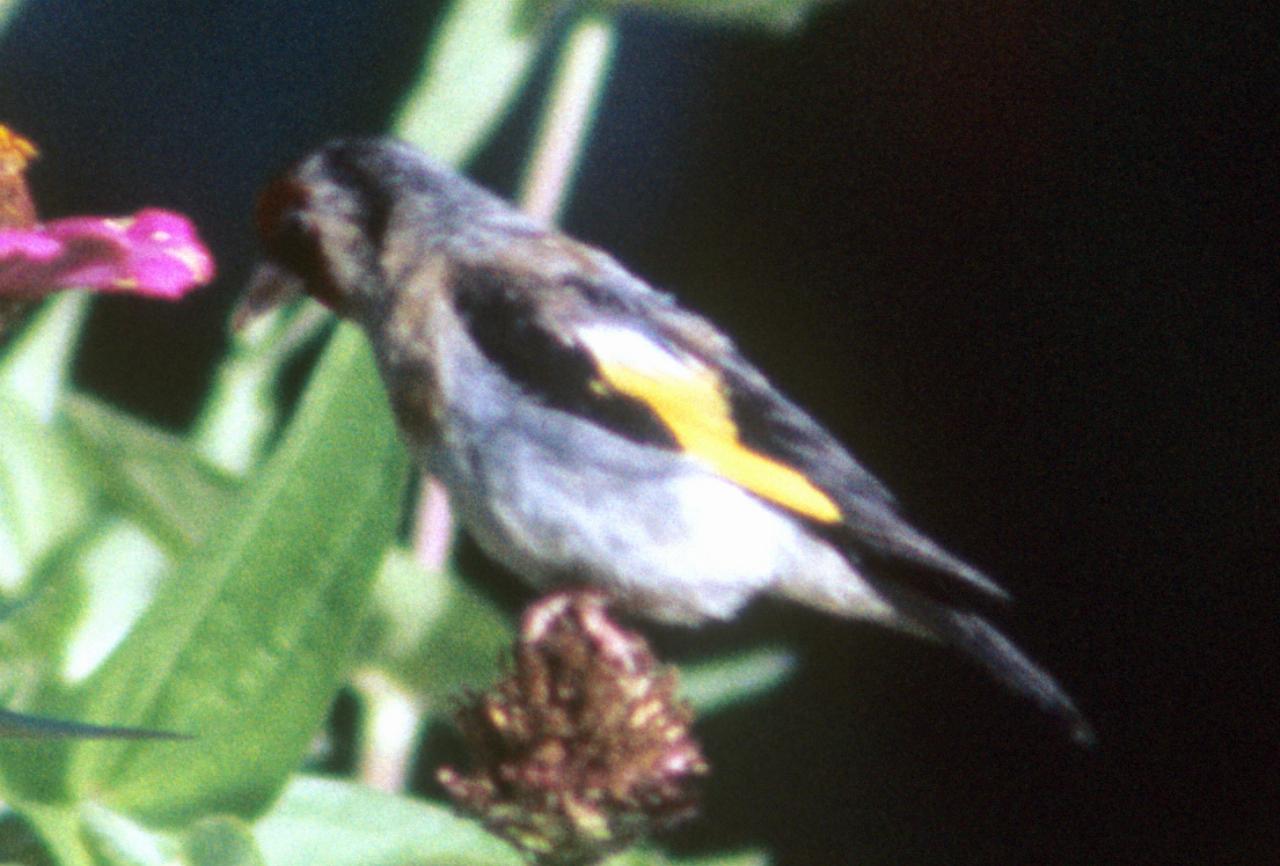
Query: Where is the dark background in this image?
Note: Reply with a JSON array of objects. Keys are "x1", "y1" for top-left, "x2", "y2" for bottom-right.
[{"x1": 1, "y1": 2, "x2": 1275, "y2": 863}]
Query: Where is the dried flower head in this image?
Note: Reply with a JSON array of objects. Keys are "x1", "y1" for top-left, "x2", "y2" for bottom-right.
[
  {"x1": 0, "y1": 125, "x2": 38, "y2": 229},
  {"x1": 0, "y1": 125, "x2": 40, "y2": 335},
  {"x1": 439, "y1": 590, "x2": 708, "y2": 866}
]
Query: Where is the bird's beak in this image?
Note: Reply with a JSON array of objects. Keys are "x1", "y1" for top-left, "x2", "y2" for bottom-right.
[{"x1": 231, "y1": 261, "x2": 304, "y2": 333}]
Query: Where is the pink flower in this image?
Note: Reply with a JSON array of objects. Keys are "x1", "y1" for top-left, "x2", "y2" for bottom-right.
[
  {"x1": 0, "y1": 208, "x2": 215, "y2": 300},
  {"x1": 0, "y1": 125, "x2": 214, "y2": 301}
]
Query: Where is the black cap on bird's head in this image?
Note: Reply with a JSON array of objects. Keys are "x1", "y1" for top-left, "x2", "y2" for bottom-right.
[{"x1": 235, "y1": 137, "x2": 521, "y2": 331}]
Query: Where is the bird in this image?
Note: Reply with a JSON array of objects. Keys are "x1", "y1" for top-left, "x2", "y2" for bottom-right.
[{"x1": 238, "y1": 136, "x2": 1092, "y2": 744}]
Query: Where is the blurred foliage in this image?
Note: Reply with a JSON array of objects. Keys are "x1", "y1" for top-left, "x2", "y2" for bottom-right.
[
  {"x1": 519, "y1": 0, "x2": 842, "y2": 32},
  {"x1": 0, "y1": 0, "x2": 821, "y2": 863},
  {"x1": 0, "y1": 0, "x2": 22, "y2": 36}
]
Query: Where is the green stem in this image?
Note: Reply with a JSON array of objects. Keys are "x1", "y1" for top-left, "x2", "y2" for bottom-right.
[
  {"x1": 352, "y1": 669, "x2": 424, "y2": 793},
  {"x1": 518, "y1": 13, "x2": 618, "y2": 222}
]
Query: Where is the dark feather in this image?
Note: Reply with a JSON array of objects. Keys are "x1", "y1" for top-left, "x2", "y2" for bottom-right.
[
  {"x1": 450, "y1": 260, "x2": 678, "y2": 450},
  {"x1": 875, "y1": 585, "x2": 1096, "y2": 745}
]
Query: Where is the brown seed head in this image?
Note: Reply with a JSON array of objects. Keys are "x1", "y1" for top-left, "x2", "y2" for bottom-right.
[{"x1": 439, "y1": 590, "x2": 709, "y2": 865}]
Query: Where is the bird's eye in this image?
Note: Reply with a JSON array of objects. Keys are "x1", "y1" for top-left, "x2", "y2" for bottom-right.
[
  {"x1": 256, "y1": 179, "x2": 317, "y2": 270},
  {"x1": 270, "y1": 210, "x2": 320, "y2": 275},
  {"x1": 255, "y1": 178, "x2": 342, "y2": 309}
]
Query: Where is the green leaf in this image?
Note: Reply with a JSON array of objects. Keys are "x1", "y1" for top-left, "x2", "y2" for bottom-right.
[
  {"x1": 0, "y1": 536, "x2": 93, "y2": 714},
  {"x1": 0, "y1": 520, "x2": 176, "y2": 806},
  {"x1": 0, "y1": 0, "x2": 26, "y2": 36},
  {"x1": 393, "y1": 0, "x2": 544, "y2": 166},
  {"x1": 0, "y1": 396, "x2": 94, "y2": 595},
  {"x1": 181, "y1": 817, "x2": 265, "y2": 866},
  {"x1": 60, "y1": 395, "x2": 239, "y2": 551},
  {"x1": 61, "y1": 324, "x2": 407, "y2": 826},
  {"x1": 0, "y1": 809, "x2": 55, "y2": 866},
  {"x1": 18, "y1": 804, "x2": 95, "y2": 866},
  {"x1": 60, "y1": 522, "x2": 171, "y2": 682},
  {"x1": 597, "y1": 848, "x2": 771, "y2": 866},
  {"x1": 0, "y1": 520, "x2": 165, "y2": 698},
  {"x1": 80, "y1": 803, "x2": 175, "y2": 866},
  {"x1": 678, "y1": 646, "x2": 796, "y2": 714},
  {"x1": 253, "y1": 776, "x2": 522, "y2": 866},
  {"x1": 360, "y1": 547, "x2": 510, "y2": 705},
  {"x1": 19, "y1": 804, "x2": 261, "y2": 866},
  {"x1": 0, "y1": 294, "x2": 89, "y2": 423},
  {"x1": 192, "y1": 301, "x2": 331, "y2": 476},
  {"x1": 667, "y1": 852, "x2": 771, "y2": 866}
]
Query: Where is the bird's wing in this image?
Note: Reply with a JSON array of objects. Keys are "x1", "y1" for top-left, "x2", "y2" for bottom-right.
[
  {"x1": 448, "y1": 244, "x2": 1009, "y2": 606},
  {"x1": 630, "y1": 284, "x2": 1013, "y2": 606}
]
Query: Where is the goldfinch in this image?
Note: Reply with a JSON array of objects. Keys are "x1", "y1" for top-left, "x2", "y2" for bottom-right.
[{"x1": 240, "y1": 137, "x2": 1092, "y2": 743}]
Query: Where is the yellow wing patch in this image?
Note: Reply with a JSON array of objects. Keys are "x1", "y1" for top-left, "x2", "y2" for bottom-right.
[{"x1": 587, "y1": 333, "x2": 842, "y2": 524}]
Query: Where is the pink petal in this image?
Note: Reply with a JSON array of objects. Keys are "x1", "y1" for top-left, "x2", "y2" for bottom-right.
[{"x1": 0, "y1": 208, "x2": 214, "y2": 300}]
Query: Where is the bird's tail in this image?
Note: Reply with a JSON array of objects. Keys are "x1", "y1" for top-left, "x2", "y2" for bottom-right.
[
  {"x1": 888, "y1": 589, "x2": 1095, "y2": 745},
  {"x1": 775, "y1": 531, "x2": 1093, "y2": 742}
]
